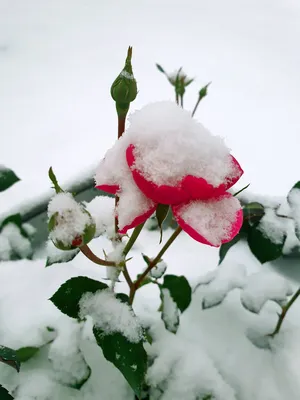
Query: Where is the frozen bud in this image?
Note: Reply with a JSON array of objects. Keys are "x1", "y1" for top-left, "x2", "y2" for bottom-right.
[
  {"x1": 48, "y1": 193, "x2": 96, "y2": 251},
  {"x1": 150, "y1": 260, "x2": 167, "y2": 279},
  {"x1": 111, "y1": 46, "x2": 137, "y2": 118}
]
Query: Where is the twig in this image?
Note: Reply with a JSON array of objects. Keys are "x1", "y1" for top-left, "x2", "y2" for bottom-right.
[
  {"x1": 80, "y1": 244, "x2": 116, "y2": 267},
  {"x1": 129, "y1": 227, "x2": 182, "y2": 304},
  {"x1": 269, "y1": 288, "x2": 300, "y2": 337}
]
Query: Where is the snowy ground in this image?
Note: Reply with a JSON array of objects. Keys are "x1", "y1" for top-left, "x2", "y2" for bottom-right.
[
  {"x1": 1, "y1": 225, "x2": 300, "y2": 399},
  {"x1": 2, "y1": 0, "x2": 300, "y2": 399}
]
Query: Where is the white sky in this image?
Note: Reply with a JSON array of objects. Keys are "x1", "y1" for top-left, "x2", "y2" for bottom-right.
[{"x1": 1, "y1": 0, "x2": 300, "y2": 212}]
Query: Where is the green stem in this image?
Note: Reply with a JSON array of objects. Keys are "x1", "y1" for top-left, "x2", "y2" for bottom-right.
[
  {"x1": 129, "y1": 227, "x2": 182, "y2": 304},
  {"x1": 80, "y1": 244, "x2": 116, "y2": 267},
  {"x1": 269, "y1": 288, "x2": 300, "y2": 337},
  {"x1": 180, "y1": 94, "x2": 184, "y2": 108},
  {"x1": 175, "y1": 92, "x2": 179, "y2": 105},
  {"x1": 123, "y1": 222, "x2": 145, "y2": 257},
  {"x1": 191, "y1": 97, "x2": 201, "y2": 117}
]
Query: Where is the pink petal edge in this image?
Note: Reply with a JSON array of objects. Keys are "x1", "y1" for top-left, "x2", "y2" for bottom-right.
[
  {"x1": 118, "y1": 204, "x2": 157, "y2": 234},
  {"x1": 172, "y1": 195, "x2": 243, "y2": 247},
  {"x1": 95, "y1": 184, "x2": 120, "y2": 195}
]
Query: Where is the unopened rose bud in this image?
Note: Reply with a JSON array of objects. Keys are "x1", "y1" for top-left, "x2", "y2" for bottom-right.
[
  {"x1": 111, "y1": 46, "x2": 137, "y2": 118},
  {"x1": 48, "y1": 205, "x2": 96, "y2": 251}
]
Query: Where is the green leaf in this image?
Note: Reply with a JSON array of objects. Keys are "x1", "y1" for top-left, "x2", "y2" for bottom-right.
[
  {"x1": 45, "y1": 248, "x2": 80, "y2": 267},
  {"x1": 162, "y1": 275, "x2": 192, "y2": 312},
  {"x1": 0, "y1": 385, "x2": 14, "y2": 399},
  {"x1": 142, "y1": 253, "x2": 151, "y2": 265},
  {"x1": 116, "y1": 293, "x2": 130, "y2": 304},
  {"x1": 50, "y1": 276, "x2": 108, "y2": 319},
  {"x1": 69, "y1": 365, "x2": 91, "y2": 390},
  {"x1": 291, "y1": 181, "x2": 300, "y2": 190},
  {"x1": 247, "y1": 226, "x2": 286, "y2": 264},
  {"x1": 156, "y1": 63, "x2": 166, "y2": 74},
  {"x1": 218, "y1": 233, "x2": 241, "y2": 265},
  {"x1": 0, "y1": 345, "x2": 20, "y2": 372},
  {"x1": 136, "y1": 274, "x2": 152, "y2": 289},
  {"x1": 0, "y1": 214, "x2": 22, "y2": 230},
  {"x1": 156, "y1": 204, "x2": 169, "y2": 244},
  {"x1": 233, "y1": 183, "x2": 250, "y2": 197},
  {"x1": 0, "y1": 167, "x2": 20, "y2": 192},
  {"x1": 199, "y1": 82, "x2": 211, "y2": 99},
  {"x1": 15, "y1": 346, "x2": 39, "y2": 362},
  {"x1": 93, "y1": 327, "x2": 147, "y2": 399},
  {"x1": 243, "y1": 202, "x2": 265, "y2": 228}
]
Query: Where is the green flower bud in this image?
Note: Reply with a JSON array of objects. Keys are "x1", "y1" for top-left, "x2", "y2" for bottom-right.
[
  {"x1": 111, "y1": 46, "x2": 137, "y2": 118},
  {"x1": 48, "y1": 198, "x2": 96, "y2": 251}
]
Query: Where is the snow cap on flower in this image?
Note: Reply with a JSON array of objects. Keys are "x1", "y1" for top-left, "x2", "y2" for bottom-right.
[{"x1": 95, "y1": 101, "x2": 243, "y2": 246}]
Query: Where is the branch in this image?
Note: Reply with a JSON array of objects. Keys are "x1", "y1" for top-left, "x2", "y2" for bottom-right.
[{"x1": 80, "y1": 244, "x2": 116, "y2": 267}]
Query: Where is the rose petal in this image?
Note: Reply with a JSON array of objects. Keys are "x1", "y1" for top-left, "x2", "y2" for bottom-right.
[
  {"x1": 116, "y1": 178, "x2": 157, "y2": 234},
  {"x1": 95, "y1": 184, "x2": 120, "y2": 195},
  {"x1": 118, "y1": 204, "x2": 157, "y2": 234},
  {"x1": 126, "y1": 144, "x2": 190, "y2": 205},
  {"x1": 182, "y1": 156, "x2": 243, "y2": 200},
  {"x1": 172, "y1": 193, "x2": 243, "y2": 247}
]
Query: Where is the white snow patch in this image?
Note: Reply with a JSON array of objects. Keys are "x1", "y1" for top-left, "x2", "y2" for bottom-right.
[
  {"x1": 1, "y1": 223, "x2": 32, "y2": 258},
  {"x1": 161, "y1": 288, "x2": 179, "y2": 333},
  {"x1": 48, "y1": 193, "x2": 93, "y2": 246},
  {"x1": 150, "y1": 260, "x2": 167, "y2": 279},
  {"x1": 128, "y1": 101, "x2": 239, "y2": 187},
  {"x1": 95, "y1": 136, "x2": 156, "y2": 231},
  {"x1": 0, "y1": 233, "x2": 11, "y2": 260},
  {"x1": 176, "y1": 195, "x2": 241, "y2": 246},
  {"x1": 85, "y1": 196, "x2": 115, "y2": 238},
  {"x1": 241, "y1": 271, "x2": 293, "y2": 314},
  {"x1": 200, "y1": 263, "x2": 247, "y2": 309},
  {"x1": 120, "y1": 70, "x2": 135, "y2": 80},
  {"x1": 79, "y1": 289, "x2": 142, "y2": 343},
  {"x1": 258, "y1": 208, "x2": 288, "y2": 245}
]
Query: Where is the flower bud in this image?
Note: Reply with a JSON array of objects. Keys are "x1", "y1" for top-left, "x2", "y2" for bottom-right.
[
  {"x1": 48, "y1": 194, "x2": 96, "y2": 251},
  {"x1": 111, "y1": 46, "x2": 137, "y2": 118}
]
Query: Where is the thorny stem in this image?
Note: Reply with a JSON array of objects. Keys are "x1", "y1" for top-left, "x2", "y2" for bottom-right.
[
  {"x1": 269, "y1": 288, "x2": 300, "y2": 337},
  {"x1": 129, "y1": 226, "x2": 183, "y2": 304},
  {"x1": 80, "y1": 244, "x2": 116, "y2": 267},
  {"x1": 122, "y1": 263, "x2": 133, "y2": 287}
]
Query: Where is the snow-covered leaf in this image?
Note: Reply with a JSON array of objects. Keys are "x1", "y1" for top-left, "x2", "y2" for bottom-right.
[
  {"x1": 243, "y1": 202, "x2": 265, "y2": 228},
  {"x1": 218, "y1": 233, "x2": 241, "y2": 265},
  {"x1": 50, "y1": 276, "x2": 108, "y2": 319},
  {"x1": 46, "y1": 246, "x2": 79, "y2": 267},
  {"x1": 287, "y1": 185, "x2": 300, "y2": 241},
  {"x1": 93, "y1": 326, "x2": 147, "y2": 399},
  {"x1": 162, "y1": 274, "x2": 192, "y2": 313},
  {"x1": 240, "y1": 271, "x2": 293, "y2": 314},
  {"x1": 15, "y1": 346, "x2": 39, "y2": 362},
  {"x1": 0, "y1": 345, "x2": 20, "y2": 372},
  {"x1": 160, "y1": 288, "x2": 180, "y2": 333},
  {"x1": 156, "y1": 204, "x2": 169, "y2": 243},
  {"x1": 247, "y1": 223, "x2": 286, "y2": 264},
  {"x1": 0, "y1": 385, "x2": 13, "y2": 399},
  {"x1": 0, "y1": 167, "x2": 20, "y2": 192},
  {"x1": 201, "y1": 264, "x2": 247, "y2": 309}
]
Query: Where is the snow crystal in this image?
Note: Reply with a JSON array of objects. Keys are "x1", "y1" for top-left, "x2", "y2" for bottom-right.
[
  {"x1": 85, "y1": 196, "x2": 115, "y2": 237},
  {"x1": 178, "y1": 195, "x2": 241, "y2": 246},
  {"x1": 1, "y1": 223, "x2": 32, "y2": 258},
  {"x1": 48, "y1": 193, "x2": 93, "y2": 246},
  {"x1": 127, "y1": 101, "x2": 238, "y2": 187},
  {"x1": 150, "y1": 260, "x2": 167, "y2": 279},
  {"x1": 161, "y1": 288, "x2": 179, "y2": 333},
  {"x1": 200, "y1": 263, "x2": 247, "y2": 309},
  {"x1": 120, "y1": 70, "x2": 134, "y2": 80},
  {"x1": 240, "y1": 271, "x2": 293, "y2": 314},
  {"x1": 258, "y1": 208, "x2": 288, "y2": 245},
  {"x1": 79, "y1": 289, "x2": 143, "y2": 343}
]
